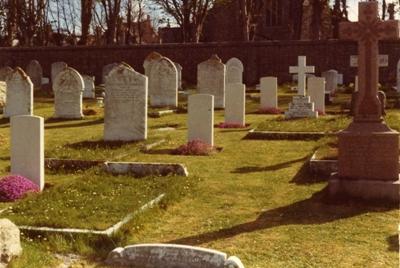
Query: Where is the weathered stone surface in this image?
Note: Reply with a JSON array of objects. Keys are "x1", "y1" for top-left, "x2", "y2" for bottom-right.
[
  {"x1": 197, "y1": 55, "x2": 226, "y2": 108},
  {"x1": 350, "y1": 54, "x2": 389, "y2": 67},
  {"x1": 188, "y1": 94, "x2": 214, "y2": 146},
  {"x1": 174, "y1": 62, "x2": 183, "y2": 89},
  {"x1": 149, "y1": 57, "x2": 178, "y2": 107},
  {"x1": 104, "y1": 64, "x2": 148, "y2": 141},
  {"x1": 285, "y1": 95, "x2": 318, "y2": 119},
  {"x1": 225, "y1": 83, "x2": 245, "y2": 125},
  {"x1": 226, "y1": 57, "x2": 244, "y2": 85},
  {"x1": 51, "y1": 62, "x2": 67, "y2": 86},
  {"x1": 143, "y1": 52, "x2": 163, "y2": 78},
  {"x1": 11, "y1": 115, "x2": 45, "y2": 190},
  {"x1": 260, "y1": 77, "x2": 277, "y2": 109},
  {"x1": 26, "y1": 60, "x2": 43, "y2": 89},
  {"x1": 4, "y1": 68, "x2": 33, "y2": 118},
  {"x1": 106, "y1": 244, "x2": 245, "y2": 268},
  {"x1": 53, "y1": 67, "x2": 84, "y2": 119},
  {"x1": 289, "y1": 56, "x2": 315, "y2": 96},
  {"x1": 82, "y1": 75, "x2": 95, "y2": 99},
  {"x1": 321, "y1": 70, "x2": 338, "y2": 94},
  {"x1": 102, "y1": 63, "x2": 119, "y2": 84},
  {"x1": 0, "y1": 67, "x2": 13, "y2": 81},
  {"x1": 0, "y1": 81, "x2": 6, "y2": 108},
  {"x1": 0, "y1": 219, "x2": 22, "y2": 265},
  {"x1": 307, "y1": 77, "x2": 326, "y2": 114}
]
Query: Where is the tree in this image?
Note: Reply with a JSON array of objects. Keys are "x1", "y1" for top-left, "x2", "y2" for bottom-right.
[
  {"x1": 98, "y1": 0, "x2": 123, "y2": 44},
  {"x1": 80, "y1": 0, "x2": 94, "y2": 45},
  {"x1": 237, "y1": 0, "x2": 263, "y2": 41}
]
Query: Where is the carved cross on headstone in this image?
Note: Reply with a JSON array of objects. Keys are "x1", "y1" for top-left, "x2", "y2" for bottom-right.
[
  {"x1": 340, "y1": 1, "x2": 400, "y2": 122},
  {"x1": 289, "y1": 56, "x2": 315, "y2": 96}
]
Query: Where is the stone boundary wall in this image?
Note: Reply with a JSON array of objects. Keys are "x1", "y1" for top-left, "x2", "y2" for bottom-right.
[{"x1": 0, "y1": 40, "x2": 399, "y2": 86}]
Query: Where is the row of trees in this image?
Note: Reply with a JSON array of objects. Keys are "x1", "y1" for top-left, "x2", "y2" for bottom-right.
[{"x1": 0, "y1": 0, "x2": 398, "y2": 47}]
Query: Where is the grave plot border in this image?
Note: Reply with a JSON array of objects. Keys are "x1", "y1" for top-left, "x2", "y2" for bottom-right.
[{"x1": 245, "y1": 129, "x2": 335, "y2": 140}]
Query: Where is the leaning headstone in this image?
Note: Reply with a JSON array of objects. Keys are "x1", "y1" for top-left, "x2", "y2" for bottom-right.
[
  {"x1": 51, "y1": 61, "x2": 67, "y2": 85},
  {"x1": 225, "y1": 83, "x2": 245, "y2": 126},
  {"x1": 106, "y1": 244, "x2": 245, "y2": 268},
  {"x1": 104, "y1": 64, "x2": 148, "y2": 141},
  {"x1": 226, "y1": 57, "x2": 244, "y2": 84},
  {"x1": 26, "y1": 60, "x2": 43, "y2": 89},
  {"x1": 53, "y1": 67, "x2": 84, "y2": 119},
  {"x1": 82, "y1": 75, "x2": 95, "y2": 99},
  {"x1": 102, "y1": 63, "x2": 119, "y2": 84},
  {"x1": 4, "y1": 68, "x2": 33, "y2": 118},
  {"x1": 197, "y1": 55, "x2": 226, "y2": 109},
  {"x1": 397, "y1": 59, "x2": 400, "y2": 93},
  {"x1": 188, "y1": 94, "x2": 214, "y2": 146},
  {"x1": 0, "y1": 66, "x2": 13, "y2": 81},
  {"x1": 0, "y1": 219, "x2": 22, "y2": 266},
  {"x1": 143, "y1": 52, "x2": 163, "y2": 78},
  {"x1": 321, "y1": 70, "x2": 338, "y2": 95},
  {"x1": 308, "y1": 77, "x2": 326, "y2": 115},
  {"x1": 174, "y1": 62, "x2": 183, "y2": 89},
  {"x1": 260, "y1": 77, "x2": 278, "y2": 109},
  {"x1": 149, "y1": 57, "x2": 178, "y2": 107},
  {"x1": 11, "y1": 115, "x2": 44, "y2": 190}
]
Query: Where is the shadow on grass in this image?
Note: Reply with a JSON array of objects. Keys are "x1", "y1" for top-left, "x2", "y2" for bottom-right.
[
  {"x1": 0, "y1": 117, "x2": 10, "y2": 127},
  {"x1": 144, "y1": 148, "x2": 175, "y2": 155},
  {"x1": 67, "y1": 139, "x2": 140, "y2": 149},
  {"x1": 232, "y1": 155, "x2": 310, "y2": 174},
  {"x1": 387, "y1": 235, "x2": 399, "y2": 252},
  {"x1": 45, "y1": 118, "x2": 104, "y2": 129},
  {"x1": 167, "y1": 187, "x2": 396, "y2": 246},
  {"x1": 290, "y1": 161, "x2": 327, "y2": 185}
]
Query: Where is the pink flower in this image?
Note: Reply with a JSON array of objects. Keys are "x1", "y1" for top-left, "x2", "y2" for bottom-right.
[
  {"x1": 217, "y1": 122, "x2": 247, "y2": 129},
  {"x1": 0, "y1": 175, "x2": 39, "y2": 202},
  {"x1": 173, "y1": 140, "x2": 214, "y2": 156}
]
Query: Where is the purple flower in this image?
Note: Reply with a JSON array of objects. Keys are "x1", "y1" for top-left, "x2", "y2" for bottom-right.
[
  {"x1": 173, "y1": 140, "x2": 214, "y2": 155},
  {"x1": 0, "y1": 175, "x2": 39, "y2": 202},
  {"x1": 217, "y1": 122, "x2": 247, "y2": 129}
]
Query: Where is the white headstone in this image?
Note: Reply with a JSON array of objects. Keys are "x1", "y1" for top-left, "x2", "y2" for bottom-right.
[
  {"x1": 0, "y1": 67, "x2": 13, "y2": 81},
  {"x1": 260, "y1": 77, "x2": 278, "y2": 109},
  {"x1": 225, "y1": 83, "x2": 245, "y2": 126},
  {"x1": 11, "y1": 115, "x2": 44, "y2": 191},
  {"x1": 285, "y1": 95, "x2": 318, "y2": 119},
  {"x1": 4, "y1": 68, "x2": 33, "y2": 118},
  {"x1": 188, "y1": 94, "x2": 214, "y2": 146},
  {"x1": 289, "y1": 56, "x2": 315, "y2": 96},
  {"x1": 174, "y1": 62, "x2": 183, "y2": 89},
  {"x1": 53, "y1": 67, "x2": 84, "y2": 119},
  {"x1": 104, "y1": 64, "x2": 148, "y2": 141},
  {"x1": 51, "y1": 62, "x2": 67, "y2": 86},
  {"x1": 26, "y1": 60, "x2": 43, "y2": 89},
  {"x1": 102, "y1": 63, "x2": 119, "y2": 84},
  {"x1": 226, "y1": 57, "x2": 244, "y2": 84},
  {"x1": 82, "y1": 75, "x2": 95, "y2": 99},
  {"x1": 321, "y1": 70, "x2": 338, "y2": 94},
  {"x1": 308, "y1": 77, "x2": 326, "y2": 115},
  {"x1": 337, "y1": 73, "x2": 344, "y2": 85},
  {"x1": 397, "y1": 60, "x2": 400, "y2": 93},
  {"x1": 143, "y1": 52, "x2": 163, "y2": 78},
  {"x1": 197, "y1": 55, "x2": 226, "y2": 109},
  {"x1": 149, "y1": 57, "x2": 178, "y2": 107}
]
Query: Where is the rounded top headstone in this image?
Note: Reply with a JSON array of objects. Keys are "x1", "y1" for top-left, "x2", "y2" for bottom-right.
[{"x1": 53, "y1": 67, "x2": 84, "y2": 93}]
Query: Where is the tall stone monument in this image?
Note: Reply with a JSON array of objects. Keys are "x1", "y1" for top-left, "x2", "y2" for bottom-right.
[{"x1": 330, "y1": 1, "x2": 400, "y2": 202}]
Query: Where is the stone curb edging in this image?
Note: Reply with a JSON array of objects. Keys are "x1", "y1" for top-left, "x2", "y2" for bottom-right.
[
  {"x1": 149, "y1": 110, "x2": 176, "y2": 118},
  {"x1": 245, "y1": 129, "x2": 335, "y2": 140},
  {"x1": 309, "y1": 151, "x2": 338, "y2": 176}
]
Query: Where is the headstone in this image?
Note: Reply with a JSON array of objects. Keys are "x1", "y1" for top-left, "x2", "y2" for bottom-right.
[
  {"x1": 307, "y1": 77, "x2": 326, "y2": 115},
  {"x1": 4, "y1": 68, "x2": 33, "y2": 118},
  {"x1": 53, "y1": 67, "x2": 84, "y2": 119},
  {"x1": 337, "y1": 73, "x2": 344, "y2": 85},
  {"x1": 226, "y1": 57, "x2": 244, "y2": 84},
  {"x1": 102, "y1": 63, "x2": 119, "y2": 84},
  {"x1": 149, "y1": 57, "x2": 178, "y2": 107},
  {"x1": 0, "y1": 66, "x2": 13, "y2": 81},
  {"x1": 0, "y1": 219, "x2": 22, "y2": 266},
  {"x1": 143, "y1": 52, "x2": 163, "y2": 78},
  {"x1": 351, "y1": 90, "x2": 386, "y2": 116},
  {"x1": 51, "y1": 61, "x2": 67, "y2": 85},
  {"x1": 225, "y1": 83, "x2": 245, "y2": 126},
  {"x1": 289, "y1": 56, "x2": 315, "y2": 96},
  {"x1": 188, "y1": 94, "x2": 214, "y2": 146},
  {"x1": 321, "y1": 70, "x2": 338, "y2": 95},
  {"x1": 397, "y1": 59, "x2": 400, "y2": 93},
  {"x1": 260, "y1": 77, "x2": 278, "y2": 109},
  {"x1": 174, "y1": 62, "x2": 183, "y2": 89},
  {"x1": 11, "y1": 115, "x2": 44, "y2": 191},
  {"x1": 82, "y1": 75, "x2": 95, "y2": 99},
  {"x1": 331, "y1": 1, "x2": 400, "y2": 202},
  {"x1": 104, "y1": 64, "x2": 148, "y2": 141},
  {"x1": 0, "y1": 81, "x2": 6, "y2": 109},
  {"x1": 106, "y1": 244, "x2": 244, "y2": 268},
  {"x1": 26, "y1": 60, "x2": 43, "y2": 89},
  {"x1": 197, "y1": 55, "x2": 226, "y2": 109}
]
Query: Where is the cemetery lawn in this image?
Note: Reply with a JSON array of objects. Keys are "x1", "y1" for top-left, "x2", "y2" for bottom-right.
[{"x1": 2, "y1": 94, "x2": 399, "y2": 268}]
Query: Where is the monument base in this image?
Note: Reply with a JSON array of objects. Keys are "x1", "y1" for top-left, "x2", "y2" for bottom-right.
[
  {"x1": 329, "y1": 173, "x2": 399, "y2": 203},
  {"x1": 285, "y1": 95, "x2": 318, "y2": 119}
]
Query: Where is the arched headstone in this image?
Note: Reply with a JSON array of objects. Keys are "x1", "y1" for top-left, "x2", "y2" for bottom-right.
[
  {"x1": 149, "y1": 57, "x2": 178, "y2": 107},
  {"x1": 26, "y1": 60, "x2": 43, "y2": 89},
  {"x1": 226, "y1": 57, "x2": 244, "y2": 85}
]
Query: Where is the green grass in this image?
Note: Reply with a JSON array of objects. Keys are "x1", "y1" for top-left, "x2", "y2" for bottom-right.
[{"x1": 1, "y1": 91, "x2": 398, "y2": 268}]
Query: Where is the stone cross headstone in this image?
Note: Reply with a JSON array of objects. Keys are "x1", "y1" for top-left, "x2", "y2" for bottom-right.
[
  {"x1": 82, "y1": 75, "x2": 95, "y2": 99},
  {"x1": 331, "y1": 1, "x2": 400, "y2": 202},
  {"x1": 26, "y1": 60, "x2": 43, "y2": 89},
  {"x1": 308, "y1": 77, "x2": 326, "y2": 115},
  {"x1": 51, "y1": 62, "x2": 67, "y2": 86},
  {"x1": 289, "y1": 56, "x2": 315, "y2": 96},
  {"x1": 226, "y1": 57, "x2": 244, "y2": 85},
  {"x1": 11, "y1": 115, "x2": 44, "y2": 191},
  {"x1": 53, "y1": 67, "x2": 84, "y2": 119},
  {"x1": 350, "y1": 54, "x2": 389, "y2": 67},
  {"x1": 0, "y1": 66, "x2": 13, "y2": 81},
  {"x1": 397, "y1": 59, "x2": 400, "y2": 93},
  {"x1": 104, "y1": 64, "x2": 148, "y2": 141},
  {"x1": 225, "y1": 83, "x2": 245, "y2": 126},
  {"x1": 188, "y1": 94, "x2": 214, "y2": 146},
  {"x1": 143, "y1": 52, "x2": 163, "y2": 78},
  {"x1": 197, "y1": 55, "x2": 226, "y2": 109},
  {"x1": 260, "y1": 77, "x2": 278, "y2": 109},
  {"x1": 102, "y1": 63, "x2": 119, "y2": 84},
  {"x1": 174, "y1": 62, "x2": 183, "y2": 89},
  {"x1": 321, "y1": 70, "x2": 338, "y2": 95},
  {"x1": 149, "y1": 57, "x2": 178, "y2": 107},
  {"x1": 4, "y1": 68, "x2": 33, "y2": 118}
]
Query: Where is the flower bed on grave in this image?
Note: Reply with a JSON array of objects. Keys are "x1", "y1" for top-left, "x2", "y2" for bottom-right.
[
  {"x1": 173, "y1": 140, "x2": 217, "y2": 156},
  {"x1": 0, "y1": 175, "x2": 39, "y2": 202}
]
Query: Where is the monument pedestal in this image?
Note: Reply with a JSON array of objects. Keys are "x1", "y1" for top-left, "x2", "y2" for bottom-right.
[
  {"x1": 285, "y1": 95, "x2": 318, "y2": 119},
  {"x1": 329, "y1": 121, "x2": 400, "y2": 202}
]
